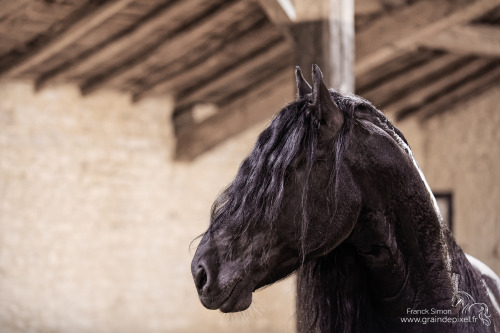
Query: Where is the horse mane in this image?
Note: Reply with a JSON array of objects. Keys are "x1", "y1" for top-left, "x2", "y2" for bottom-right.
[
  {"x1": 208, "y1": 90, "x2": 370, "y2": 256},
  {"x1": 208, "y1": 87, "x2": 413, "y2": 256},
  {"x1": 208, "y1": 99, "x2": 316, "y2": 250},
  {"x1": 209, "y1": 88, "x2": 455, "y2": 331},
  {"x1": 296, "y1": 92, "x2": 459, "y2": 332},
  {"x1": 296, "y1": 92, "x2": 402, "y2": 332}
]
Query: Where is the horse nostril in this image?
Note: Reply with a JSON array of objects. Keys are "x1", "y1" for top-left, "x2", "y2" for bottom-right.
[{"x1": 195, "y1": 265, "x2": 208, "y2": 292}]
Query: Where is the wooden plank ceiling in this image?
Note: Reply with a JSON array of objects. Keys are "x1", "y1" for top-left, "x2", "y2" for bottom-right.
[{"x1": 0, "y1": 0, "x2": 499, "y2": 160}]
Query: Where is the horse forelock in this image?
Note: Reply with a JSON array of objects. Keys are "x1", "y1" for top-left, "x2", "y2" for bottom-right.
[
  {"x1": 208, "y1": 94, "x2": 356, "y2": 253},
  {"x1": 208, "y1": 89, "x2": 452, "y2": 275},
  {"x1": 209, "y1": 100, "x2": 312, "y2": 238},
  {"x1": 207, "y1": 92, "x2": 398, "y2": 251}
]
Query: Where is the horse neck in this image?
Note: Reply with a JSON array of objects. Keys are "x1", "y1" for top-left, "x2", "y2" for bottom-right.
[
  {"x1": 382, "y1": 145, "x2": 492, "y2": 308},
  {"x1": 297, "y1": 114, "x2": 495, "y2": 331},
  {"x1": 296, "y1": 164, "x2": 458, "y2": 333},
  {"x1": 360, "y1": 165, "x2": 497, "y2": 331},
  {"x1": 384, "y1": 167, "x2": 456, "y2": 306}
]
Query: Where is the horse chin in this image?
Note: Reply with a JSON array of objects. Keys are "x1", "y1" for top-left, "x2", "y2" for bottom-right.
[
  {"x1": 219, "y1": 289, "x2": 252, "y2": 313},
  {"x1": 199, "y1": 278, "x2": 253, "y2": 313},
  {"x1": 218, "y1": 279, "x2": 253, "y2": 313}
]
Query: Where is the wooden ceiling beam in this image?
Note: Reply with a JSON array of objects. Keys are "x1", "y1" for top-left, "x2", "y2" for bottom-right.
[
  {"x1": 36, "y1": 0, "x2": 215, "y2": 90},
  {"x1": 356, "y1": 0, "x2": 499, "y2": 77},
  {"x1": 174, "y1": 39, "x2": 291, "y2": 108},
  {"x1": 361, "y1": 53, "x2": 463, "y2": 107},
  {"x1": 133, "y1": 21, "x2": 282, "y2": 101},
  {"x1": 388, "y1": 58, "x2": 492, "y2": 119},
  {"x1": 355, "y1": 49, "x2": 438, "y2": 94},
  {"x1": 0, "y1": 0, "x2": 135, "y2": 79},
  {"x1": 355, "y1": 0, "x2": 383, "y2": 16},
  {"x1": 418, "y1": 62, "x2": 500, "y2": 121},
  {"x1": 253, "y1": 0, "x2": 297, "y2": 45},
  {"x1": 356, "y1": 0, "x2": 454, "y2": 59},
  {"x1": 176, "y1": 0, "x2": 354, "y2": 159},
  {"x1": 0, "y1": 0, "x2": 32, "y2": 21},
  {"x1": 80, "y1": 0, "x2": 252, "y2": 95},
  {"x1": 128, "y1": 7, "x2": 268, "y2": 100},
  {"x1": 255, "y1": 0, "x2": 296, "y2": 24},
  {"x1": 419, "y1": 24, "x2": 500, "y2": 57},
  {"x1": 175, "y1": 70, "x2": 292, "y2": 161}
]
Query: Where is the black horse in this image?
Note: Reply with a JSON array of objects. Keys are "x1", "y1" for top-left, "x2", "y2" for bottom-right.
[{"x1": 191, "y1": 65, "x2": 500, "y2": 332}]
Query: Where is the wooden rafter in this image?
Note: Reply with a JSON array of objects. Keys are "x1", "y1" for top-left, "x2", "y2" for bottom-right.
[
  {"x1": 356, "y1": 0, "x2": 457, "y2": 60},
  {"x1": 390, "y1": 58, "x2": 492, "y2": 119},
  {"x1": 0, "y1": 0, "x2": 135, "y2": 79},
  {"x1": 355, "y1": 0, "x2": 383, "y2": 16},
  {"x1": 0, "y1": 0, "x2": 495, "y2": 161},
  {"x1": 420, "y1": 24, "x2": 500, "y2": 57},
  {"x1": 174, "y1": 39, "x2": 290, "y2": 108},
  {"x1": 0, "y1": 0, "x2": 32, "y2": 21},
  {"x1": 127, "y1": 5, "x2": 268, "y2": 99},
  {"x1": 362, "y1": 53, "x2": 463, "y2": 106},
  {"x1": 256, "y1": 0, "x2": 296, "y2": 24},
  {"x1": 253, "y1": 0, "x2": 297, "y2": 46},
  {"x1": 80, "y1": 0, "x2": 253, "y2": 95},
  {"x1": 181, "y1": 0, "x2": 352, "y2": 161},
  {"x1": 356, "y1": 0, "x2": 500, "y2": 77},
  {"x1": 175, "y1": 70, "x2": 292, "y2": 161},
  {"x1": 419, "y1": 62, "x2": 500, "y2": 120},
  {"x1": 35, "y1": 0, "x2": 220, "y2": 90},
  {"x1": 356, "y1": 49, "x2": 439, "y2": 94},
  {"x1": 133, "y1": 20, "x2": 283, "y2": 101}
]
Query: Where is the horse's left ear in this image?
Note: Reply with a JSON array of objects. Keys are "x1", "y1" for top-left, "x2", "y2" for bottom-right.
[
  {"x1": 311, "y1": 64, "x2": 343, "y2": 134},
  {"x1": 295, "y1": 66, "x2": 312, "y2": 99}
]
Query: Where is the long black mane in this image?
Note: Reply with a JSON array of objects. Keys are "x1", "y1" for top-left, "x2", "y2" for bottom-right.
[
  {"x1": 209, "y1": 91, "x2": 406, "y2": 258},
  {"x1": 210, "y1": 89, "x2": 450, "y2": 331},
  {"x1": 192, "y1": 67, "x2": 500, "y2": 332}
]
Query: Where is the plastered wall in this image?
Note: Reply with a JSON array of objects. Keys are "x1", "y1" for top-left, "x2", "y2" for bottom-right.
[
  {"x1": 0, "y1": 79, "x2": 498, "y2": 333},
  {"x1": 393, "y1": 86, "x2": 500, "y2": 274},
  {"x1": 0, "y1": 81, "x2": 296, "y2": 333},
  {"x1": 421, "y1": 86, "x2": 500, "y2": 274}
]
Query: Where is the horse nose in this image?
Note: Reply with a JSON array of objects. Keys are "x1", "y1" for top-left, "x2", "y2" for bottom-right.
[{"x1": 193, "y1": 260, "x2": 210, "y2": 293}]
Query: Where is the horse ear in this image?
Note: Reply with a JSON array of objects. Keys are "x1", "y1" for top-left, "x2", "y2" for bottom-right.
[
  {"x1": 311, "y1": 64, "x2": 343, "y2": 134},
  {"x1": 295, "y1": 66, "x2": 312, "y2": 99}
]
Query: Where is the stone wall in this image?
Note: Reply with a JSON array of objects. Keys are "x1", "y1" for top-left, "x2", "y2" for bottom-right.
[{"x1": 0, "y1": 81, "x2": 295, "y2": 333}]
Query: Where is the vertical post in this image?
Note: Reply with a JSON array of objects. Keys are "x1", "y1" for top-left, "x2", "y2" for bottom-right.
[
  {"x1": 328, "y1": 0, "x2": 354, "y2": 92},
  {"x1": 290, "y1": 0, "x2": 354, "y2": 93}
]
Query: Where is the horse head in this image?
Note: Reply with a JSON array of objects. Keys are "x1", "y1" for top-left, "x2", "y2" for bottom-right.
[
  {"x1": 191, "y1": 65, "x2": 362, "y2": 312},
  {"x1": 190, "y1": 66, "x2": 500, "y2": 333}
]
